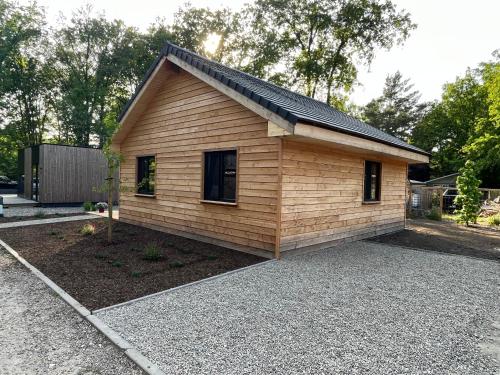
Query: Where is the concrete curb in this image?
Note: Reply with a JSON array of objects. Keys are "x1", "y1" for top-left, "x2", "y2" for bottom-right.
[
  {"x1": 0, "y1": 214, "x2": 97, "y2": 229},
  {"x1": 93, "y1": 258, "x2": 277, "y2": 315},
  {"x1": 0, "y1": 238, "x2": 165, "y2": 375}
]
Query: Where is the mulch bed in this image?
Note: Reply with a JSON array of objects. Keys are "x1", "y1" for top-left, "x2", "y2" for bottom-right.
[
  {"x1": 0, "y1": 213, "x2": 84, "y2": 224},
  {"x1": 0, "y1": 220, "x2": 266, "y2": 310},
  {"x1": 368, "y1": 229, "x2": 500, "y2": 262}
]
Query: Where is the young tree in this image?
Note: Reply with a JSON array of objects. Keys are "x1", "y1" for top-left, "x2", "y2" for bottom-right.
[
  {"x1": 363, "y1": 71, "x2": 428, "y2": 140},
  {"x1": 454, "y1": 160, "x2": 482, "y2": 226}
]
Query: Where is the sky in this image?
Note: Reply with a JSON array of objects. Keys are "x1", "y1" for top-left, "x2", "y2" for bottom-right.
[{"x1": 21, "y1": 0, "x2": 500, "y2": 105}]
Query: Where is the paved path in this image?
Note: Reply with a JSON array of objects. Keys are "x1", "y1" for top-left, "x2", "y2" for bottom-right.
[
  {"x1": 0, "y1": 247, "x2": 141, "y2": 375},
  {"x1": 0, "y1": 214, "x2": 96, "y2": 229},
  {"x1": 97, "y1": 241, "x2": 500, "y2": 374}
]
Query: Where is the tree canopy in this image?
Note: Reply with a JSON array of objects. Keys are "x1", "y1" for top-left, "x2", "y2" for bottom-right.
[{"x1": 362, "y1": 71, "x2": 428, "y2": 140}]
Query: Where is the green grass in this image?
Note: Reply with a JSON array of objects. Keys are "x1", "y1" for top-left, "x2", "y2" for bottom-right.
[{"x1": 442, "y1": 213, "x2": 492, "y2": 226}]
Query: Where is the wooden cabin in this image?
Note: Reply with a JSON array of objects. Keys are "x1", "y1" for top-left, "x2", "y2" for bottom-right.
[
  {"x1": 18, "y1": 144, "x2": 116, "y2": 204},
  {"x1": 111, "y1": 43, "x2": 429, "y2": 258}
]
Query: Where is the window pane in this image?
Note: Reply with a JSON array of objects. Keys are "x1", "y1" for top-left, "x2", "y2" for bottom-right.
[
  {"x1": 204, "y1": 150, "x2": 237, "y2": 202},
  {"x1": 137, "y1": 156, "x2": 155, "y2": 195},
  {"x1": 223, "y1": 151, "x2": 236, "y2": 202},
  {"x1": 204, "y1": 152, "x2": 221, "y2": 201},
  {"x1": 364, "y1": 161, "x2": 381, "y2": 201}
]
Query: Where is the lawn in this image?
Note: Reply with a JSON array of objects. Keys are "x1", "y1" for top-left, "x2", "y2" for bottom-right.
[{"x1": 0, "y1": 219, "x2": 265, "y2": 310}]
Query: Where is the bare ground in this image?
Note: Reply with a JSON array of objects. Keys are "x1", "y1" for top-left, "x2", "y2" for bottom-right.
[{"x1": 369, "y1": 218, "x2": 500, "y2": 262}]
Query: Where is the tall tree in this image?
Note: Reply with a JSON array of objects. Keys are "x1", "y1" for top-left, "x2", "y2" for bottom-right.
[
  {"x1": 463, "y1": 54, "x2": 500, "y2": 175},
  {"x1": 169, "y1": 5, "x2": 244, "y2": 64},
  {"x1": 0, "y1": 0, "x2": 53, "y2": 178},
  {"x1": 242, "y1": 0, "x2": 415, "y2": 106},
  {"x1": 54, "y1": 6, "x2": 139, "y2": 147},
  {"x1": 411, "y1": 67, "x2": 490, "y2": 179},
  {"x1": 362, "y1": 71, "x2": 427, "y2": 140}
]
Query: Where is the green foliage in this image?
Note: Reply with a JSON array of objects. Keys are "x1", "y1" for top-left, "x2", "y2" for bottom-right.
[
  {"x1": 411, "y1": 54, "x2": 499, "y2": 185},
  {"x1": 81, "y1": 223, "x2": 96, "y2": 235},
  {"x1": 111, "y1": 260, "x2": 122, "y2": 267},
  {"x1": 242, "y1": 0, "x2": 415, "y2": 104},
  {"x1": 143, "y1": 243, "x2": 163, "y2": 261},
  {"x1": 33, "y1": 210, "x2": 46, "y2": 218},
  {"x1": 131, "y1": 271, "x2": 142, "y2": 278},
  {"x1": 425, "y1": 207, "x2": 442, "y2": 221},
  {"x1": 363, "y1": 72, "x2": 428, "y2": 140},
  {"x1": 169, "y1": 260, "x2": 185, "y2": 268},
  {"x1": 454, "y1": 161, "x2": 482, "y2": 226},
  {"x1": 487, "y1": 215, "x2": 500, "y2": 226},
  {"x1": 83, "y1": 201, "x2": 96, "y2": 211}
]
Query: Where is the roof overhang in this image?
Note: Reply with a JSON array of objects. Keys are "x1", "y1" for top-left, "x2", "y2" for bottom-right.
[{"x1": 269, "y1": 122, "x2": 429, "y2": 164}]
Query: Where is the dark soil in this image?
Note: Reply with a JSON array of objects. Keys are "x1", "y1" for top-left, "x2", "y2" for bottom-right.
[
  {"x1": 0, "y1": 213, "x2": 84, "y2": 223},
  {"x1": 0, "y1": 220, "x2": 266, "y2": 310},
  {"x1": 369, "y1": 218, "x2": 500, "y2": 262}
]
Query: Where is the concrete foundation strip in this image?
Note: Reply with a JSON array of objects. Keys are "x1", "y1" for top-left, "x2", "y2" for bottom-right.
[
  {"x1": 0, "y1": 214, "x2": 97, "y2": 229},
  {"x1": 0, "y1": 238, "x2": 165, "y2": 375}
]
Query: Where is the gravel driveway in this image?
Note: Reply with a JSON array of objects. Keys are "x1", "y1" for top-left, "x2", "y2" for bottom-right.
[
  {"x1": 97, "y1": 241, "x2": 500, "y2": 374},
  {"x1": 0, "y1": 248, "x2": 141, "y2": 375}
]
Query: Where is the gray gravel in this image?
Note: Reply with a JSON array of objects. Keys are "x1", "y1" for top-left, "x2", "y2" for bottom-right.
[
  {"x1": 0, "y1": 247, "x2": 142, "y2": 375},
  {"x1": 3, "y1": 206, "x2": 85, "y2": 217},
  {"x1": 97, "y1": 241, "x2": 500, "y2": 374}
]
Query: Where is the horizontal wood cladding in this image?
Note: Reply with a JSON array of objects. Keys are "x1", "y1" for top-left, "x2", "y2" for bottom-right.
[
  {"x1": 280, "y1": 140, "x2": 407, "y2": 251},
  {"x1": 119, "y1": 69, "x2": 279, "y2": 252}
]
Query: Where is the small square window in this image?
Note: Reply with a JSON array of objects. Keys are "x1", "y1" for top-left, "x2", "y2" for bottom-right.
[
  {"x1": 137, "y1": 156, "x2": 155, "y2": 195},
  {"x1": 203, "y1": 150, "x2": 237, "y2": 203},
  {"x1": 364, "y1": 161, "x2": 381, "y2": 202}
]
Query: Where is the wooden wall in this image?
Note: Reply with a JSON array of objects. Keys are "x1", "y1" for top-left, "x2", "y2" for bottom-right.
[
  {"x1": 118, "y1": 69, "x2": 280, "y2": 253},
  {"x1": 279, "y1": 140, "x2": 407, "y2": 252},
  {"x1": 22, "y1": 148, "x2": 32, "y2": 199},
  {"x1": 38, "y1": 145, "x2": 116, "y2": 204}
]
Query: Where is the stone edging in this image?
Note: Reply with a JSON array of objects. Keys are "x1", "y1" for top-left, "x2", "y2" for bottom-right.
[{"x1": 0, "y1": 238, "x2": 165, "y2": 375}]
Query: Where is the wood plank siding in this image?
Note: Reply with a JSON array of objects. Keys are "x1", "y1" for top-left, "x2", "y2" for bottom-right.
[
  {"x1": 37, "y1": 145, "x2": 116, "y2": 204},
  {"x1": 279, "y1": 140, "x2": 407, "y2": 252},
  {"x1": 118, "y1": 70, "x2": 281, "y2": 253}
]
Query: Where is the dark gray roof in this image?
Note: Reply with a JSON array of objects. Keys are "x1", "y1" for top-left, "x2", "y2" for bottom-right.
[{"x1": 119, "y1": 42, "x2": 428, "y2": 156}]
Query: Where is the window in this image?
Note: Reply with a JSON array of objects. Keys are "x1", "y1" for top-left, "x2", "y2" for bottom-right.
[
  {"x1": 137, "y1": 156, "x2": 156, "y2": 195},
  {"x1": 364, "y1": 161, "x2": 381, "y2": 202},
  {"x1": 203, "y1": 150, "x2": 237, "y2": 203}
]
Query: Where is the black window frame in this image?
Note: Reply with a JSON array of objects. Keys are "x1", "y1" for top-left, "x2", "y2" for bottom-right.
[
  {"x1": 136, "y1": 155, "x2": 156, "y2": 196},
  {"x1": 203, "y1": 149, "x2": 237, "y2": 204},
  {"x1": 363, "y1": 160, "x2": 382, "y2": 202}
]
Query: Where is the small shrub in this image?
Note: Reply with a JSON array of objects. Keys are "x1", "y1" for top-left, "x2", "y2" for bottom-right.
[
  {"x1": 94, "y1": 253, "x2": 108, "y2": 260},
  {"x1": 169, "y1": 260, "x2": 184, "y2": 268},
  {"x1": 487, "y1": 215, "x2": 500, "y2": 226},
  {"x1": 81, "y1": 223, "x2": 96, "y2": 235},
  {"x1": 34, "y1": 210, "x2": 46, "y2": 218},
  {"x1": 57, "y1": 235, "x2": 64, "y2": 240},
  {"x1": 207, "y1": 255, "x2": 218, "y2": 261},
  {"x1": 96, "y1": 202, "x2": 108, "y2": 210},
  {"x1": 111, "y1": 260, "x2": 122, "y2": 267},
  {"x1": 49, "y1": 231, "x2": 58, "y2": 236},
  {"x1": 143, "y1": 243, "x2": 163, "y2": 261},
  {"x1": 131, "y1": 271, "x2": 142, "y2": 278},
  {"x1": 83, "y1": 201, "x2": 96, "y2": 211},
  {"x1": 426, "y1": 207, "x2": 442, "y2": 221}
]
